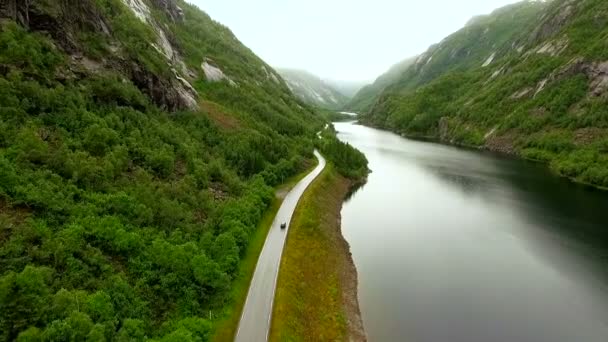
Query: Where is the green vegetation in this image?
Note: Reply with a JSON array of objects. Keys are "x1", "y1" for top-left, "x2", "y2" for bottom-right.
[
  {"x1": 362, "y1": 0, "x2": 608, "y2": 188},
  {"x1": 269, "y1": 127, "x2": 368, "y2": 341},
  {"x1": 318, "y1": 128, "x2": 368, "y2": 180},
  {"x1": 210, "y1": 163, "x2": 317, "y2": 342},
  {"x1": 173, "y1": 3, "x2": 322, "y2": 137},
  {"x1": 270, "y1": 165, "x2": 358, "y2": 341},
  {"x1": 0, "y1": 0, "x2": 328, "y2": 340},
  {"x1": 210, "y1": 198, "x2": 281, "y2": 342}
]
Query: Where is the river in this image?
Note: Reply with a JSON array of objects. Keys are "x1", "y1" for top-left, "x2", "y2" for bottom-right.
[{"x1": 335, "y1": 121, "x2": 608, "y2": 342}]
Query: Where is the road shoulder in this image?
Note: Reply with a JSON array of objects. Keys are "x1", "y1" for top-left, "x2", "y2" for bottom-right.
[
  {"x1": 270, "y1": 164, "x2": 367, "y2": 341},
  {"x1": 211, "y1": 160, "x2": 318, "y2": 342}
]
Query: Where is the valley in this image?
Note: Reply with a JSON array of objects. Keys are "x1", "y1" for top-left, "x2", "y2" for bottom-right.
[
  {"x1": 355, "y1": 0, "x2": 608, "y2": 189},
  {"x1": 2, "y1": 0, "x2": 608, "y2": 341}
]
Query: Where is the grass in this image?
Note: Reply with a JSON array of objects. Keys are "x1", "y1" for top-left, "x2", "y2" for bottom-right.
[
  {"x1": 211, "y1": 160, "x2": 318, "y2": 342},
  {"x1": 270, "y1": 164, "x2": 354, "y2": 341}
]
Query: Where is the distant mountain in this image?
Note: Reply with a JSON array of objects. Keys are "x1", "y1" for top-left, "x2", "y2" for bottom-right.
[
  {"x1": 278, "y1": 69, "x2": 350, "y2": 110},
  {"x1": 362, "y1": 0, "x2": 608, "y2": 189},
  {"x1": 323, "y1": 79, "x2": 367, "y2": 98},
  {"x1": 346, "y1": 57, "x2": 417, "y2": 113}
]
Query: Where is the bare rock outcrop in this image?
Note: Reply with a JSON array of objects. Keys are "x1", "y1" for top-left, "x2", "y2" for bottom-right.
[
  {"x1": 150, "y1": 0, "x2": 185, "y2": 23},
  {"x1": 588, "y1": 61, "x2": 608, "y2": 96},
  {"x1": 1, "y1": 0, "x2": 197, "y2": 111},
  {"x1": 438, "y1": 116, "x2": 451, "y2": 143},
  {"x1": 533, "y1": 57, "x2": 608, "y2": 98},
  {"x1": 485, "y1": 132, "x2": 517, "y2": 155},
  {"x1": 0, "y1": 0, "x2": 30, "y2": 27},
  {"x1": 529, "y1": 0, "x2": 577, "y2": 44},
  {"x1": 1, "y1": 0, "x2": 111, "y2": 53}
]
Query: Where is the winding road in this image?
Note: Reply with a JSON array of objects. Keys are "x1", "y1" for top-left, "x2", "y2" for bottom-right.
[{"x1": 235, "y1": 150, "x2": 326, "y2": 342}]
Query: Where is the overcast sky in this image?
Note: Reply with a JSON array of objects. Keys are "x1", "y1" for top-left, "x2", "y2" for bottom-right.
[{"x1": 189, "y1": 0, "x2": 521, "y2": 82}]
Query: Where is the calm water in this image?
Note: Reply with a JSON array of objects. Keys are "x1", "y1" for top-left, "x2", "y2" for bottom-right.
[{"x1": 335, "y1": 121, "x2": 608, "y2": 342}]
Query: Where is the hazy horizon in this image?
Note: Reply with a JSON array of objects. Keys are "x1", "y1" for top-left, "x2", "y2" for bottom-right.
[{"x1": 189, "y1": 0, "x2": 523, "y2": 82}]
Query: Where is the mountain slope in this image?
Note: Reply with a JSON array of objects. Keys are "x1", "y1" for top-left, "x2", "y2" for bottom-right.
[
  {"x1": 278, "y1": 68, "x2": 349, "y2": 110},
  {"x1": 324, "y1": 79, "x2": 367, "y2": 98},
  {"x1": 346, "y1": 57, "x2": 416, "y2": 113},
  {"x1": 362, "y1": 0, "x2": 608, "y2": 188},
  {"x1": 0, "y1": 1, "x2": 325, "y2": 340}
]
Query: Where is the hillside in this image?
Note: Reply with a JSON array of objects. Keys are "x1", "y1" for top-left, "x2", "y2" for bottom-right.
[
  {"x1": 362, "y1": 0, "x2": 608, "y2": 188},
  {"x1": 346, "y1": 57, "x2": 416, "y2": 113},
  {"x1": 0, "y1": 0, "x2": 326, "y2": 340},
  {"x1": 277, "y1": 68, "x2": 350, "y2": 110}
]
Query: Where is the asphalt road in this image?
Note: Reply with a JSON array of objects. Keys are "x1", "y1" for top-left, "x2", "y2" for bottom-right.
[{"x1": 235, "y1": 150, "x2": 326, "y2": 342}]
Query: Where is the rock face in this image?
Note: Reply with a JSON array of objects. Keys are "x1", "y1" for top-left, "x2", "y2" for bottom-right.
[
  {"x1": 438, "y1": 117, "x2": 450, "y2": 142},
  {"x1": 531, "y1": 58, "x2": 608, "y2": 98},
  {"x1": 1, "y1": 0, "x2": 110, "y2": 53},
  {"x1": 150, "y1": 0, "x2": 185, "y2": 23},
  {"x1": 202, "y1": 59, "x2": 237, "y2": 86},
  {"x1": 122, "y1": 0, "x2": 151, "y2": 22},
  {"x1": 1, "y1": 0, "x2": 197, "y2": 111},
  {"x1": 0, "y1": 0, "x2": 29, "y2": 27},
  {"x1": 202, "y1": 60, "x2": 228, "y2": 82},
  {"x1": 118, "y1": 0, "x2": 197, "y2": 109},
  {"x1": 529, "y1": 0, "x2": 576, "y2": 44},
  {"x1": 119, "y1": 59, "x2": 195, "y2": 111},
  {"x1": 588, "y1": 61, "x2": 608, "y2": 96},
  {"x1": 485, "y1": 133, "x2": 517, "y2": 155},
  {"x1": 277, "y1": 68, "x2": 349, "y2": 110}
]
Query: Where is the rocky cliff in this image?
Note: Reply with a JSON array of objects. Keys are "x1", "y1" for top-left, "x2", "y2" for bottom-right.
[
  {"x1": 0, "y1": 0, "x2": 301, "y2": 116},
  {"x1": 0, "y1": 0, "x2": 198, "y2": 111}
]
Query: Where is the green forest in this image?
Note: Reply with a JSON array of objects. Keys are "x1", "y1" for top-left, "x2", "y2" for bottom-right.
[
  {"x1": 318, "y1": 128, "x2": 368, "y2": 180},
  {"x1": 0, "y1": 0, "x2": 354, "y2": 340}
]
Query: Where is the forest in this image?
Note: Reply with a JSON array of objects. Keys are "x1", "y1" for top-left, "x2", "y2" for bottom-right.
[{"x1": 0, "y1": 0, "x2": 330, "y2": 339}]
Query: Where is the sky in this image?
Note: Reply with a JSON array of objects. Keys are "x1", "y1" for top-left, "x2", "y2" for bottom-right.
[{"x1": 189, "y1": 0, "x2": 522, "y2": 82}]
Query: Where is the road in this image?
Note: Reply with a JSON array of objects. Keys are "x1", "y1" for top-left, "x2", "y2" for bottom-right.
[{"x1": 235, "y1": 150, "x2": 326, "y2": 342}]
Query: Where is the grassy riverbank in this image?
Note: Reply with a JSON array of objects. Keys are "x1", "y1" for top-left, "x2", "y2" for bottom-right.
[
  {"x1": 270, "y1": 164, "x2": 366, "y2": 341},
  {"x1": 211, "y1": 162, "x2": 318, "y2": 342}
]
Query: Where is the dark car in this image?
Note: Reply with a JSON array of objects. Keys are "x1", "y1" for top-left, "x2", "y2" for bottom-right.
[{"x1": 280, "y1": 222, "x2": 287, "y2": 229}]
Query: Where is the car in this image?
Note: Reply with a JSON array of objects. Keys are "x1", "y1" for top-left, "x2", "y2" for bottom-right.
[{"x1": 280, "y1": 222, "x2": 287, "y2": 229}]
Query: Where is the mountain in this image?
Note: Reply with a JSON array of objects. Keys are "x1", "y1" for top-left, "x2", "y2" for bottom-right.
[
  {"x1": 346, "y1": 57, "x2": 417, "y2": 113},
  {"x1": 277, "y1": 68, "x2": 350, "y2": 110},
  {"x1": 362, "y1": 0, "x2": 608, "y2": 189},
  {"x1": 0, "y1": 0, "x2": 326, "y2": 340},
  {"x1": 323, "y1": 79, "x2": 367, "y2": 98}
]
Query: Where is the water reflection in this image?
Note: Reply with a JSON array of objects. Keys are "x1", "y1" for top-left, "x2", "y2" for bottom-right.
[{"x1": 335, "y1": 122, "x2": 608, "y2": 342}]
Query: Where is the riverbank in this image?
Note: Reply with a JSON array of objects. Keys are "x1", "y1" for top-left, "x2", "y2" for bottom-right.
[
  {"x1": 359, "y1": 120, "x2": 608, "y2": 192},
  {"x1": 211, "y1": 160, "x2": 318, "y2": 342},
  {"x1": 334, "y1": 121, "x2": 608, "y2": 341},
  {"x1": 270, "y1": 164, "x2": 366, "y2": 341}
]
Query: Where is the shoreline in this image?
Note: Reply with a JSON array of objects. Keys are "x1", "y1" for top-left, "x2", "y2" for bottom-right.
[
  {"x1": 335, "y1": 181, "x2": 367, "y2": 341},
  {"x1": 358, "y1": 120, "x2": 608, "y2": 192},
  {"x1": 270, "y1": 165, "x2": 367, "y2": 341}
]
